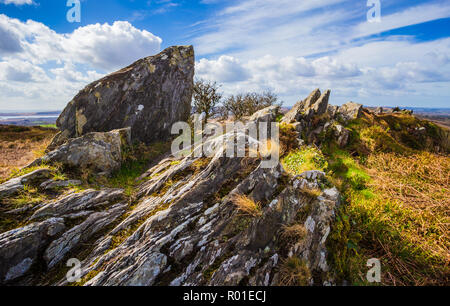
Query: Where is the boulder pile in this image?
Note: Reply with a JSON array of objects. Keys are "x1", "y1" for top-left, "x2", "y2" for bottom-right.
[{"x1": 283, "y1": 89, "x2": 363, "y2": 147}]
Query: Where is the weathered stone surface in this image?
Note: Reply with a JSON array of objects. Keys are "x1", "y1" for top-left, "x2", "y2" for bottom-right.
[
  {"x1": 0, "y1": 177, "x2": 23, "y2": 199},
  {"x1": 375, "y1": 107, "x2": 384, "y2": 115},
  {"x1": 56, "y1": 45, "x2": 194, "y2": 144},
  {"x1": 338, "y1": 102, "x2": 363, "y2": 121},
  {"x1": 282, "y1": 89, "x2": 321, "y2": 123},
  {"x1": 30, "y1": 188, "x2": 124, "y2": 220},
  {"x1": 0, "y1": 218, "x2": 65, "y2": 284},
  {"x1": 334, "y1": 124, "x2": 351, "y2": 148},
  {"x1": 311, "y1": 90, "x2": 331, "y2": 117},
  {"x1": 327, "y1": 105, "x2": 339, "y2": 118},
  {"x1": 44, "y1": 203, "x2": 127, "y2": 269},
  {"x1": 248, "y1": 105, "x2": 280, "y2": 123},
  {"x1": 40, "y1": 179, "x2": 82, "y2": 191},
  {"x1": 30, "y1": 128, "x2": 131, "y2": 175},
  {"x1": 0, "y1": 169, "x2": 52, "y2": 199},
  {"x1": 46, "y1": 130, "x2": 71, "y2": 152},
  {"x1": 2, "y1": 104, "x2": 342, "y2": 287}
]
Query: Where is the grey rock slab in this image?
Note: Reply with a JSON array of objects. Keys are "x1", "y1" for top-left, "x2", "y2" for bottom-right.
[
  {"x1": 30, "y1": 188, "x2": 124, "y2": 220},
  {"x1": 0, "y1": 218, "x2": 65, "y2": 283}
]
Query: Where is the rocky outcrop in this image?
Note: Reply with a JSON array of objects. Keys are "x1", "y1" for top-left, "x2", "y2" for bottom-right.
[
  {"x1": 30, "y1": 128, "x2": 131, "y2": 176},
  {"x1": 282, "y1": 89, "x2": 363, "y2": 147},
  {"x1": 375, "y1": 107, "x2": 384, "y2": 115},
  {"x1": 22, "y1": 107, "x2": 339, "y2": 287},
  {"x1": 1, "y1": 80, "x2": 348, "y2": 286},
  {"x1": 282, "y1": 89, "x2": 321, "y2": 123},
  {"x1": 68, "y1": 156, "x2": 339, "y2": 286},
  {"x1": 54, "y1": 45, "x2": 195, "y2": 145}
]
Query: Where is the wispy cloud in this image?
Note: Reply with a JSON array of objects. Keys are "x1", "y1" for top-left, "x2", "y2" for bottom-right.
[
  {"x1": 0, "y1": 0, "x2": 34, "y2": 5},
  {"x1": 193, "y1": 0, "x2": 450, "y2": 107}
]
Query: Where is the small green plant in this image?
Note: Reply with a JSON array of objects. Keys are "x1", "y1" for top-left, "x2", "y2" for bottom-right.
[
  {"x1": 106, "y1": 141, "x2": 172, "y2": 197},
  {"x1": 52, "y1": 172, "x2": 67, "y2": 181},
  {"x1": 40, "y1": 124, "x2": 58, "y2": 129}
]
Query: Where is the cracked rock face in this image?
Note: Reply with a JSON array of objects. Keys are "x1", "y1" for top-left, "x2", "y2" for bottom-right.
[
  {"x1": 30, "y1": 188, "x2": 125, "y2": 220},
  {"x1": 0, "y1": 188, "x2": 126, "y2": 285},
  {"x1": 0, "y1": 218, "x2": 66, "y2": 283},
  {"x1": 73, "y1": 157, "x2": 339, "y2": 287},
  {"x1": 44, "y1": 203, "x2": 127, "y2": 269},
  {"x1": 55, "y1": 45, "x2": 195, "y2": 145}
]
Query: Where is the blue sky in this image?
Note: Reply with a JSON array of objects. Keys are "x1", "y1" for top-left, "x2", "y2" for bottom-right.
[{"x1": 0, "y1": 0, "x2": 449, "y2": 111}]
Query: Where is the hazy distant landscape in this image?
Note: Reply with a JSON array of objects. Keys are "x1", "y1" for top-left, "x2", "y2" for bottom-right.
[
  {"x1": 0, "y1": 111, "x2": 60, "y2": 127},
  {"x1": 1, "y1": 108, "x2": 449, "y2": 130}
]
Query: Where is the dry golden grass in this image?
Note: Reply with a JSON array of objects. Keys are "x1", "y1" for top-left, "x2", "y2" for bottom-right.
[
  {"x1": 0, "y1": 125, "x2": 57, "y2": 182},
  {"x1": 254, "y1": 139, "x2": 280, "y2": 159},
  {"x1": 281, "y1": 224, "x2": 307, "y2": 241},
  {"x1": 300, "y1": 186, "x2": 322, "y2": 198},
  {"x1": 232, "y1": 194, "x2": 262, "y2": 217},
  {"x1": 278, "y1": 256, "x2": 311, "y2": 286},
  {"x1": 367, "y1": 152, "x2": 450, "y2": 268},
  {"x1": 330, "y1": 148, "x2": 450, "y2": 285}
]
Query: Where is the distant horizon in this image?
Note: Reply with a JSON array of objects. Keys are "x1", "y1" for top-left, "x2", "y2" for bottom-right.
[{"x1": 1, "y1": 105, "x2": 450, "y2": 115}]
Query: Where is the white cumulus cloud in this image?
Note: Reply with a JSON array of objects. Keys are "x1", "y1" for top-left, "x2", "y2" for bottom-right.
[{"x1": 0, "y1": 14, "x2": 162, "y2": 111}]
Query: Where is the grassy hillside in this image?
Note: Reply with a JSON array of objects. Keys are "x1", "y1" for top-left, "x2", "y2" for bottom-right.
[
  {"x1": 0, "y1": 125, "x2": 58, "y2": 182},
  {"x1": 282, "y1": 110, "x2": 449, "y2": 285}
]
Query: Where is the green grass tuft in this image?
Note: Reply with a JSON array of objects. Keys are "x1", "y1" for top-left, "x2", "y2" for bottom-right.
[{"x1": 282, "y1": 146, "x2": 328, "y2": 175}]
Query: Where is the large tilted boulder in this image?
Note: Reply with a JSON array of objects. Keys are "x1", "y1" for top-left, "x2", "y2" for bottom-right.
[
  {"x1": 30, "y1": 128, "x2": 131, "y2": 176},
  {"x1": 54, "y1": 45, "x2": 195, "y2": 145}
]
